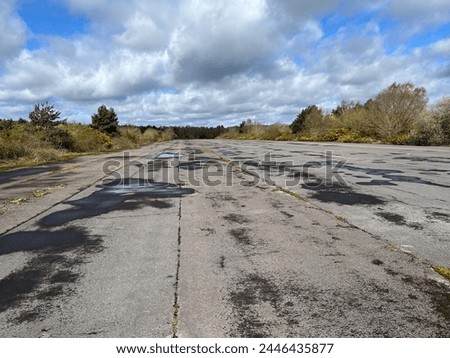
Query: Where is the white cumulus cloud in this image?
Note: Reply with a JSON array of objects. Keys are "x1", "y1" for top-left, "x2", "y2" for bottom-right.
[{"x1": 0, "y1": 0, "x2": 449, "y2": 125}]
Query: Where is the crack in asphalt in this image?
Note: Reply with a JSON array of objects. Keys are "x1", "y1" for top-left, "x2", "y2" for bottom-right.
[{"x1": 171, "y1": 194, "x2": 182, "y2": 338}]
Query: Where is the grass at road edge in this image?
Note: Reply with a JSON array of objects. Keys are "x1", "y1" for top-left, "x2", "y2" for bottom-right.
[{"x1": 432, "y1": 265, "x2": 450, "y2": 281}]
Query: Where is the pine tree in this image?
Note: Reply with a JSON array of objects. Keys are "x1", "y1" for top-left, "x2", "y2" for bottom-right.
[
  {"x1": 91, "y1": 105, "x2": 119, "y2": 136},
  {"x1": 29, "y1": 102, "x2": 61, "y2": 130}
]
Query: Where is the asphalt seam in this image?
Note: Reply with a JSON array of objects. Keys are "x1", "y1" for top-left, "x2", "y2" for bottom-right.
[{"x1": 171, "y1": 191, "x2": 182, "y2": 338}]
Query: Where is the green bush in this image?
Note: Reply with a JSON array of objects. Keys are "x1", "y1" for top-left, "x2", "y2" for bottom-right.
[
  {"x1": 159, "y1": 128, "x2": 176, "y2": 141},
  {"x1": 66, "y1": 124, "x2": 112, "y2": 152},
  {"x1": 140, "y1": 128, "x2": 160, "y2": 144},
  {"x1": 0, "y1": 136, "x2": 30, "y2": 160},
  {"x1": 119, "y1": 126, "x2": 141, "y2": 144},
  {"x1": 46, "y1": 127, "x2": 74, "y2": 150},
  {"x1": 260, "y1": 123, "x2": 292, "y2": 140},
  {"x1": 336, "y1": 132, "x2": 375, "y2": 143},
  {"x1": 0, "y1": 123, "x2": 39, "y2": 160},
  {"x1": 410, "y1": 114, "x2": 446, "y2": 146},
  {"x1": 110, "y1": 136, "x2": 140, "y2": 150},
  {"x1": 29, "y1": 147, "x2": 61, "y2": 163},
  {"x1": 219, "y1": 121, "x2": 294, "y2": 141},
  {"x1": 433, "y1": 97, "x2": 450, "y2": 145}
]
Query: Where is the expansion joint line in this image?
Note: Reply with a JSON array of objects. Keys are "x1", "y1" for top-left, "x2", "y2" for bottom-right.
[{"x1": 172, "y1": 196, "x2": 182, "y2": 338}]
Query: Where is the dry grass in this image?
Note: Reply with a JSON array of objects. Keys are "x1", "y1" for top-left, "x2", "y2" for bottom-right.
[
  {"x1": 8, "y1": 198, "x2": 27, "y2": 205},
  {"x1": 0, "y1": 122, "x2": 172, "y2": 171},
  {"x1": 32, "y1": 189, "x2": 47, "y2": 198},
  {"x1": 432, "y1": 265, "x2": 450, "y2": 281}
]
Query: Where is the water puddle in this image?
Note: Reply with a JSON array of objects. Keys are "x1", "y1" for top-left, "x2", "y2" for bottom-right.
[{"x1": 147, "y1": 152, "x2": 181, "y2": 159}]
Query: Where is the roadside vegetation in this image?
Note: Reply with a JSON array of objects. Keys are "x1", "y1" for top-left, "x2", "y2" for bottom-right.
[
  {"x1": 1, "y1": 81, "x2": 448, "y2": 170},
  {"x1": 219, "y1": 82, "x2": 450, "y2": 146},
  {"x1": 0, "y1": 104, "x2": 175, "y2": 171}
]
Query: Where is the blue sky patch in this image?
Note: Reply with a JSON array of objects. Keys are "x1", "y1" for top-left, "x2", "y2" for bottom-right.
[{"x1": 18, "y1": 0, "x2": 88, "y2": 45}]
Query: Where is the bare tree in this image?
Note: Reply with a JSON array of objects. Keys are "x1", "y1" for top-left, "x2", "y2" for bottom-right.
[{"x1": 367, "y1": 82, "x2": 427, "y2": 140}]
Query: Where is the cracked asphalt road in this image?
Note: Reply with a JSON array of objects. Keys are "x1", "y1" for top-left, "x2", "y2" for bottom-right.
[{"x1": 0, "y1": 140, "x2": 449, "y2": 337}]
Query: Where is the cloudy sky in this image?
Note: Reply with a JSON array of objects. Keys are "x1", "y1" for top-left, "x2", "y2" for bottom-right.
[{"x1": 0, "y1": 0, "x2": 449, "y2": 126}]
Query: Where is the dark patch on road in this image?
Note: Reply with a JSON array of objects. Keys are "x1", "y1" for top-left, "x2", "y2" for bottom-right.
[
  {"x1": 420, "y1": 172, "x2": 440, "y2": 176},
  {"x1": 233, "y1": 156, "x2": 252, "y2": 160},
  {"x1": 36, "y1": 285, "x2": 65, "y2": 300},
  {"x1": 425, "y1": 281, "x2": 450, "y2": 324},
  {"x1": 206, "y1": 192, "x2": 237, "y2": 208},
  {"x1": 377, "y1": 212, "x2": 406, "y2": 225},
  {"x1": 186, "y1": 148, "x2": 204, "y2": 155},
  {"x1": 229, "y1": 228, "x2": 252, "y2": 246},
  {"x1": 224, "y1": 214, "x2": 251, "y2": 224},
  {"x1": 311, "y1": 190, "x2": 384, "y2": 205},
  {"x1": 270, "y1": 154, "x2": 290, "y2": 159},
  {"x1": 280, "y1": 211, "x2": 294, "y2": 219},
  {"x1": 50, "y1": 270, "x2": 79, "y2": 284},
  {"x1": 200, "y1": 228, "x2": 216, "y2": 236},
  {"x1": 305, "y1": 153, "x2": 325, "y2": 157},
  {"x1": 222, "y1": 151, "x2": 238, "y2": 157},
  {"x1": 409, "y1": 222, "x2": 424, "y2": 230},
  {"x1": 0, "y1": 166, "x2": 58, "y2": 184},
  {"x1": 148, "y1": 199, "x2": 174, "y2": 209},
  {"x1": 39, "y1": 179, "x2": 194, "y2": 228},
  {"x1": 376, "y1": 212, "x2": 424, "y2": 230},
  {"x1": 229, "y1": 274, "x2": 279, "y2": 337},
  {"x1": 0, "y1": 226, "x2": 103, "y2": 321},
  {"x1": 384, "y1": 268, "x2": 399, "y2": 276},
  {"x1": 418, "y1": 169, "x2": 449, "y2": 177},
  {"x1": 383, "y1": 175, "x2": 450, "y2": 188},
  {"x1": 372, "y1": 259, "x2": 384, "y2": 266},
  {"x1": 106, "y1": 155, "x2": 140, "y2": 160},
  {"x1": 0, "y1": 260, "x2": 51, "y2": 312},
  {"x1": 178, "y1": 157, "x2": 220, "y2": 171},
  {"x1": 240, "y1": 180, "x2": 256, "y2": 187},
  {"x1": 286, "y1": 170, "x2": 302, "y2": 178},
  {"x1": 406, "y1": 275, "x2": 450, "y2": 332},
  {"x1": 393, "y1": 156, "x2": 450, "y2": 164},
  {"x1": 13, "y1": 309, "x2": 43, "y2": 324},
  {"x1": 344, "y1": 161, "x2": 450, "y2": 186},
  {"x1": 303, "y1": 183, "x2": 385, "y2": 205},
  {"x1": 427, "y1": 211, "x2": 450, "y2": 223},
  {"x1": 219, "y1": 256, "x2": 226, "y2": 269},
  {"x1": 271, "y1": 201, "x2": 282, "y2": 209},
  {"x1": 343, "y1": 164, "x2": 403, "y2": 176},
  {"x1": 0, "y1": 227, "x2": 100, "y2": 255},
  {"x1": 357, "y1": 180, "x2": 398, "y2": 186},
  {"x1": 324, "y1": 252, "x2": 346, "y2": 257}
]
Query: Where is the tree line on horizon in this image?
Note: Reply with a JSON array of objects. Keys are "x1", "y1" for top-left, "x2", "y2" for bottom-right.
[
  {"x1": 1, "y1": 81, "x2": 449, "y2": 168},
  {"x1": 221, "y1": 82, "x2": 450, "y2": 146},
  {"x1": 0, "y1": 104, "x2": 175, "y2": 168}
]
